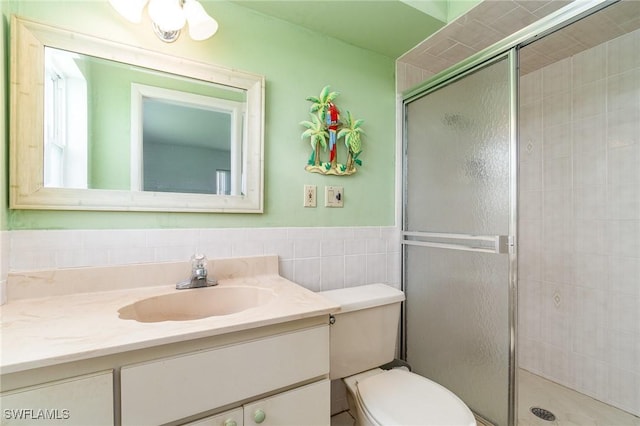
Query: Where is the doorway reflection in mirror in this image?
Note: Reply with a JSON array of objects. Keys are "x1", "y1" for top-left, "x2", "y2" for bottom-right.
[{"x1": 132, "y1": 84, "x2": 245, "y2": 195}]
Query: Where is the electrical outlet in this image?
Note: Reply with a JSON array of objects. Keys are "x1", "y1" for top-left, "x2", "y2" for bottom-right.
[
  {"x1": 304, "y1": 185, "x2": 317, "y2": 207},
  {"x1": 325, "y1": 186, "x2": 344, "y2": 207}
]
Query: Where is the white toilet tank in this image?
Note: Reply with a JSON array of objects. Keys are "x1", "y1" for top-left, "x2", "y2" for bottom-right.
[{"x1": 319, "y1": 284, "x2": 405, "y2": 380}]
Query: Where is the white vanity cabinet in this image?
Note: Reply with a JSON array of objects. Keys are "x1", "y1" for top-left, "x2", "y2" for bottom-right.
[
  {"x1": 121, "y1": 324, "x2": 330, "y2": 426},
  {"x1": 184, "y1": 408, "x2": 243, "y2": 426},
  {"x1": 0, "y1": 371, "x2": 114, "y2": 426},
  {"x1": 243, "y1": 379, "x2": 329, "y2": 426},
  {"x1": 185, "y1": 380, "x2": 329, "y2": 426}
]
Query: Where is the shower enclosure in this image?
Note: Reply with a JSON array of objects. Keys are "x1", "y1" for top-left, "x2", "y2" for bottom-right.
[
  {"x1": 403, "y1": 53, "x2": 517, "y2": 426},
  {"x1": 402, "y1": 1, "x2": 640, "y2": 424}
]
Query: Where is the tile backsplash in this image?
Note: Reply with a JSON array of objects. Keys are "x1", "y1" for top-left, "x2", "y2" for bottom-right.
[
  {"x1": 0, "y1": 230, "x2": 8, "y2": 304},
  {"x1": 2, "y1": 226, "x2": 401, "y2": 302}
]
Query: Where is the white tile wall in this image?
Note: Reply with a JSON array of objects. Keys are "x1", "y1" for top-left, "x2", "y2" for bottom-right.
[
  {"x1": 4, "y1": 226, "x2": 401, "y2": 298},
  {"x1": 518, "y1": 28, "x2": 640, "y2": 416}
]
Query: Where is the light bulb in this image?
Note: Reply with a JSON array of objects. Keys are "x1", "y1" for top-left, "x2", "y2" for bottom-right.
[
  {"x1": 109, "y1": 0, "x2": 149, "y2": 24},
  {"x1": 148, "y1": 0, "x2": 186, "y2": 32},
  {"x1": 184, "y1": 0, "x2": 219, "y2": 40}
]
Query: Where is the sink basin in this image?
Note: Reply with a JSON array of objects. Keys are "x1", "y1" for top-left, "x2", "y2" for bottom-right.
[{"x1": 118, "y1": 286, "x2": 277, "y2": 322}]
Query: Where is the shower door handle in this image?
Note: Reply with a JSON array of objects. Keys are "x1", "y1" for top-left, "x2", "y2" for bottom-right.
[{"x1": 402, "y1": 231, "x2": 513, "y2": 254}]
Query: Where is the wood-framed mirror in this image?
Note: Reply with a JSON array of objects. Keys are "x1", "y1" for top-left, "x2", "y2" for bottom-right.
[{"x1": 10, "y1": 16, "x2": 264, "y2": 213}]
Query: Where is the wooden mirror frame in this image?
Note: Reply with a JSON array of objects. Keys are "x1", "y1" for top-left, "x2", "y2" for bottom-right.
[{"x1": 10, "y1": 16, "x2": 264, "y2": 213}]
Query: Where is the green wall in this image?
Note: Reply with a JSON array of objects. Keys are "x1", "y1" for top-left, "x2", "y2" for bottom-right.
[
  {"x1": 447, "y1": 0, "x2": 482, "y2": 22},
  {"x1": 86, "y1": 56, "x2": 132, "y2": 190},
  {"x1": 2, "y1": 0, "x2": 397, "y2": 230},
  {"x1": 84, "y1": 55, "x2": 243, "y2": 190}
]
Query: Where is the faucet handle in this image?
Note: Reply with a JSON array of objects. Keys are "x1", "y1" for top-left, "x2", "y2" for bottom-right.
[
  {"x1": 176, "y1": 253, "x2": 217, "y2": 289},
  {"x1": 191, "y1": 253, "x2": 207, "y2": 273}
]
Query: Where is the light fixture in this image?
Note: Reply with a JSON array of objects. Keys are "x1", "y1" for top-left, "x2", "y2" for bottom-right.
[
  {"x1": 183, "y1": 0, "x2": 219, "y2": 41},
  {"x1": 109, "y1": 0, "x2": 218, "y2": 43}
]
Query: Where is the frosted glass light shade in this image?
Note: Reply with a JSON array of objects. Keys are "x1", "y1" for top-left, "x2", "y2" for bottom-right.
[
  {"x1": 148, "y1": 0, "x2": 186, "y2": 32},
  {"x1": 184, "y1": 0, "x2": 219, "y2": 40},
  {"x1": 109, "y1": 0, "x2": 149, "y2": 24}
]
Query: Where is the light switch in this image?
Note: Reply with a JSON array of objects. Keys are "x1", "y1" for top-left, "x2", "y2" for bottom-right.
[{"x1": 325, "y1": 186, "x2": 344, "y2": 207}]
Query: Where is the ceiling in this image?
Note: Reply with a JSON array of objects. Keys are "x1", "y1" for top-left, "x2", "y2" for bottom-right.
[
  {"x1": 229, "y1": 1, "x2": 449, "y2": 58},
  {"x1": 143, "y1": 99, "x2": 232, "y2": 151},
  {"x1": 396, "y1": 0, "x2": 640, "y2": 92}
]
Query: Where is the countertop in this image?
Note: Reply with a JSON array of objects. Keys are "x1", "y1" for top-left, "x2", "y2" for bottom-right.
[{"x1": 0, "y1": 257, "x2": 339, "y2": 375}]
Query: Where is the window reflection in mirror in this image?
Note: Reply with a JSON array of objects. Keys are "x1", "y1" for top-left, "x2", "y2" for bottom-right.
[
  {"x1": 44, "y1": 48, "x2": 88, "y2": 189},
  {"x1": 43, "y1": 47, "x2": 247, "y2": 195}
]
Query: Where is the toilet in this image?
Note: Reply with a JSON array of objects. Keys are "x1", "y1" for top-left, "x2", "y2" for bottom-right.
[{"x1": 320, "y1": 284, "x2": 476, "y2": 426}]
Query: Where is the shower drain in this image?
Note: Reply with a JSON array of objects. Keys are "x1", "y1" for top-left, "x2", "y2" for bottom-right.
[{"x1": 530, "y1": 407, "x2": 556, "y2": 422}]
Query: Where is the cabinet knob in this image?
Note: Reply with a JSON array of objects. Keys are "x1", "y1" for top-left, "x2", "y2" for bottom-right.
[
  {"x1": 224, "y1": 420, "x2": 237, "y2": 426},
  {"x1": 253, "y1": 409, "x2": 266, "y2": 424}
]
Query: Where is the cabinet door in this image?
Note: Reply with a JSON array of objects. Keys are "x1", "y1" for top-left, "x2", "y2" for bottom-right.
[
  {"x1": 0, "y1": 371, "x2": 114, "y2": 426},
  {"x1": 244, "y1": 380, "x2": 329, "y2": 426},
  {"x1": 183, "y1": 408, "x2": 243, "y2": 426},
  {"x1": 121, "y1": 325, "x2": 329, "y2": 426}
]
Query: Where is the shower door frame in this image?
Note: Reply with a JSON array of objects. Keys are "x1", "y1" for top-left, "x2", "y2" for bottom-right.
[
  {"x1": 402, "y1": 48, "x2": 519, "y2": 426},
  {"x1": 400, "y1": 1, "x2": 618, "y2": 425}
]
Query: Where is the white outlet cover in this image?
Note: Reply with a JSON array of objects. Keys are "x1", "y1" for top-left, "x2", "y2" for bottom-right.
[{"x1": 304, "y1": 185, "x2": 316, "y2": 207}]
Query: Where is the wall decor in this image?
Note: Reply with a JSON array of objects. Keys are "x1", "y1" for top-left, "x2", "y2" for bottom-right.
[{"x1": 300, "y1": 86, "x2": 364, "y2": 176}]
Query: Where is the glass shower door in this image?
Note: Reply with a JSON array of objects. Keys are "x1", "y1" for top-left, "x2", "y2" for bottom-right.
[{"x1": 402, "y1": 53, "x2": 516, "y2": 425}]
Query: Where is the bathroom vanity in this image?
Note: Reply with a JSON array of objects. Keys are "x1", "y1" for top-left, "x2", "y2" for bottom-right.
[{"x1": 0, "y1": 256, "x2": 338, "y2": 425}]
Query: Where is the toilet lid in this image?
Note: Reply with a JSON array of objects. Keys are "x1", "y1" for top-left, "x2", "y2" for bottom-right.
[{"x1": 356, "y1": 369, "x2": 476, "y2": 426}]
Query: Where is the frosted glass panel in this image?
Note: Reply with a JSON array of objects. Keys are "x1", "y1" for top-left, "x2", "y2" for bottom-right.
[
  {"x1": 403, "y1": 56, "x2": 513, "y2": 425},
  {"x1": 405, "y1": 58, "x2": 511, "y2": 235},
  {"x1": 405, "y1": 245, "x2": 510, "y2": 425}
]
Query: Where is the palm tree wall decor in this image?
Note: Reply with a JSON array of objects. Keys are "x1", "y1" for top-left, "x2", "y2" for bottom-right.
[{"x1": 300, "y1": 85, "x2": 365, "y2": 176}]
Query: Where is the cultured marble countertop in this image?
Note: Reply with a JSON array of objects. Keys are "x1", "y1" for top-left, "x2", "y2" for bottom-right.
[{"x1": 0, "y1": 258, "x2": 339, "y2": 375}]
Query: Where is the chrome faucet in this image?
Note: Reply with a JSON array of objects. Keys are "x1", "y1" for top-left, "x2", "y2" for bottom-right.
[{"x1": 176, "y1": 254, "x2": 218, "y2": 289}]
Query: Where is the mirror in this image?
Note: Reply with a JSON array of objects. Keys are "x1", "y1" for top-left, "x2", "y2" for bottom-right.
[{"x1": 10, "y1": 16, "x2": 264, "y2": 212}]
